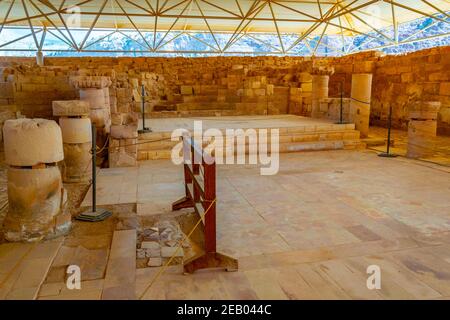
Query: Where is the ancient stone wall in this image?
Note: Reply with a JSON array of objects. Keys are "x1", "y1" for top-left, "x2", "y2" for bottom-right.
[
  {"x1": 371, "y1": 46, "x2": 450, "y2": 135},
  {"x1": 0, "y1": 46, "x2": 449, "y2": 135}
]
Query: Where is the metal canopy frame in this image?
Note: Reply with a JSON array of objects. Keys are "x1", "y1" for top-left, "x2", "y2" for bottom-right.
[{"x1": 0, "y1": 0, "x2": 449, "y2": 56}]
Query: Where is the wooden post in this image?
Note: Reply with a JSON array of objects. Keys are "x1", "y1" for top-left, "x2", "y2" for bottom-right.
[
  {"x1": 203, "y1": 159, "x2": 216, "y2": 253},
  {"x1": 172, "y1": 135, "x2": 238, "y2": 274}
]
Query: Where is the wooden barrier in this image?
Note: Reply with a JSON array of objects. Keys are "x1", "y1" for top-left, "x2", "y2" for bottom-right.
[{"x1": 172, "y1": 134, "x2": 238, "y2": 274}]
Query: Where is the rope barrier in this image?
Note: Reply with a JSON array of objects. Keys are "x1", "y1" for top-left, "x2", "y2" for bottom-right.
[
  {"x1": 96, "y1": 135, "x2": 110, "y2": 155},
  {"x1": 138, "y1": 198, "x2": 217, "y2": 300},
  {"x1": 350, "y1": 97, "x2": 371, "y2": 105},
  {"x1": 108, "y1": 136, "x2": 174, "y2": 152}
]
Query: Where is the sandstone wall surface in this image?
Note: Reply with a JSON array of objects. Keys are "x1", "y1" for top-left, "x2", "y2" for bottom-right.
[{"x1": 1, "y1": 46, "x2": 449, "y2": 135}]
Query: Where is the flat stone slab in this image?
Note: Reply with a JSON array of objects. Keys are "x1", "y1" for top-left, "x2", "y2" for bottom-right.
[
  {"x1": 141, "y1": 241, "x2": 160, "y2": 250},
  {"x1": 0, "y1": 240, "x2": 63, "y2": 300},
  {"x1": 161, "y1": 246, "x2": 184, "y2": 258},
  {"x1": 147, "y1": 257, "x2": 162, "y2": 267},
  {"x1": 102, "y1": 230, "x2": 136, "y2": 300},
  {"x1": 52, "y1": 100, "x2": 90, "y2": 117}
]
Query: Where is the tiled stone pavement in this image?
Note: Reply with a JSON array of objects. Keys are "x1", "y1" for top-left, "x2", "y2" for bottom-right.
[
  {"x1": 133, "y1": 149, "x2": 450, "y2": 300},
  {"x1": 2, "y1": 147, "x2": 450, "y2": 299}
]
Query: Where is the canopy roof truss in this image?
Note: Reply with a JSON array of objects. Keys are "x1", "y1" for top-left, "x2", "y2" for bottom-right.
[{"x1": 0, "y1": 0, "x2": 449, "y2": 56}]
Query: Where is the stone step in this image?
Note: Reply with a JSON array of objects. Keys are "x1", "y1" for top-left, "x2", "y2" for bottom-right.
[
  {"x1": 137, "y1": 131, "x2": 361, "y2": 152},
  {"x1": 182, "y1": 95, "x2": 221, "y2": 103},
  {"x1": 153, "y1": 103, "x2": 177, "y2": 112},
  {"x1": 176, "y1": 102, "x2": 236, "y2": 111},
  {"x1": 145, "y1": 110, "x2": 242, "y2": 118},
  {"x1": 138, "y1": 128, "x2": 359, "y2": 148},
  {"x1": 138, "y1": 138, "x2": 363, "y2": 160},
  {"x1": 138, "y1": 123, "x2": 356, "y2": 139}
]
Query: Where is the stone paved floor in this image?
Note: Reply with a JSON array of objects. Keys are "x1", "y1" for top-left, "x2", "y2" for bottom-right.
[
  {"x1": 134, "y1": 149, "x2": 450, "y2": 299},
  {"x1": 136, "y1": 151, "x2": 450, "y2": 299},
  {"x1": 2, "y1": 148, "x2": 450, "y2": 299}
]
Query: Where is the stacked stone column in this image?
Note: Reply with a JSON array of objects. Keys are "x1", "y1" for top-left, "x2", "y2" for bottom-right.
[
  {"x1": 109, "y1": 113, "x2": 139, "y2": 167},
  {"x1": 53, "y1": 100, "x2": 92, "y2": 183},
  {"x1": 2, "y1": 119, "x2": 70, "y2": 242},
  {"x1": 407, "y1": 101, "x2": 441, "y2": 159},
  {"x1": 311, "y1": 75, "x2": 329, "y2": 118},
  {"x1": 350, "y1": 74, "x2": 373, "y2": 138},
  {"x1": 70, "y1": 76, "x2": 112, "y2": 164},
  {"x1": 310, "y1": 65, "x2": 334, "y2": 119}
]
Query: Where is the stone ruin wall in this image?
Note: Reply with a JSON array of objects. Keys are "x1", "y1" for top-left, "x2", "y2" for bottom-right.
[
  {"x1": 371, "y1": 47, "x2": 450, "y2": 135},
  {"x1": 1, "y1": 46, "x2": 449, "y2": 138}
]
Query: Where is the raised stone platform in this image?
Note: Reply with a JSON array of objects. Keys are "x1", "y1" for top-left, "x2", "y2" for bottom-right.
[{"x1": 137, "y1": 115, "x2": 363, "y2": 160}]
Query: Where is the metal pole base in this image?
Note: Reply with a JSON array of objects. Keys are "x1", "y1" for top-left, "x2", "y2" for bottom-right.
[
  {"x1": 378, "y1": 153, "x2": 398, "y2": 158},
  {"x1": 75, "y1": 208, "x2": 112, "y2": 222},
  {"x1": 138, "y1": 128, "x2": 152, "y2": 134}
]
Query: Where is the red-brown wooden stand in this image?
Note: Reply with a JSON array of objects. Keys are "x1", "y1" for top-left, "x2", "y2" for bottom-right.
[{"x1": 173, "y1": 134, "x2": 238, "y2": 274}]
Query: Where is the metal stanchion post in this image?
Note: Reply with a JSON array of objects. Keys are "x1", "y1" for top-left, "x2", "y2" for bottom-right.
[
  {"x1": 336, "y1": 81, "x2": 347, "y2": 124},
  {"x1": 378, "y1": 105, "x2": 398, "y2": 158},
  {"x1": 76, "y1": 124, "x2": 112, "y2": 222},
  {"x1": 139, "y1": 84, "x2": 152, "y2": 134}
]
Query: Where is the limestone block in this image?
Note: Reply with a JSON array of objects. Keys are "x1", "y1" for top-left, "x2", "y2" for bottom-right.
[
  {"x1": 439, "y1": 82, "x2": 450, "y2": 96},
  {"x1": 350, "y1": 74, "x2": 373, "y2": 138},
  {"x1": 3, "y1": 118, "x2": 64, "y2": 166},
  {"x1": 125, "y1": 138, "x2": 138, "y2": 154},
  {"x1": 70, "y1": 76, "x2": 112, "y2": 89},
  {"x1": 109, "y1": 152, "x2": 137, "y2": 168},
  {"x1": 59, "y1": 117, "x2": 92, "y2": 144},
  {"x1": 3, "y1": 166, "x2": 68, "y2": 242},
  {"x1": 298, "y1": 72, "x2": 312, "y2": 83},
  {"x1": 0, "y1": 82, "x2": 14, "y2": 98},
  {"x1": 111, "y1": 113, "x2": 123, "y2": 125},
  {"x1": 353, "y1": 61, "x2": 375, "y2": 73},
  {"x1": 62, "y1": 142, "x2": 92, "y2": 183},
  {"x1": 311, "y1": 75, "x2": 329, "y2": 118},
  {"x1": 181, "y1": 86, "x2": 193, "y2": 95},
  {"x1": 80, "y1": 88, "x2": 106, "y2": 110},
  {"x1": 110, "y1": 125, "x2": 138, "y2": 139},
  {"x1": 301, "y1": 82, "x2": 312, "y2": 92},
  {"x1": 90, "y1": 108, "x2": 111, "y2": 129},
  {"x1": 52, "y1": 100, "x2": 90, "y2": 117},
  {"x1": 103, "y1": 87, "x2": 111, "y2": 109},
  {"x1": 408, "y1": 101, "x2": 441, "y2": 121},
  {"x1": 439, "y1": 106, "x2": 450, "y2": 123},
  {"x1": 407, "y1": 120, "x2": 437, "y2": 159}
]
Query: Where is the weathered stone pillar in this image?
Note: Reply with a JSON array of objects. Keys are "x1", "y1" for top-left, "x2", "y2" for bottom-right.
[
  {"x1": 109, "y1": 123, "x2": 139, "y2": 168},
  {"x1": 71, "y1": 76, "x2": 112, "y2": 165},
  {"x1": 350, "y1": 73, "x2": 373, "y2": 138},
  {"x1": 311, "y1": 75, "x2": 329, "y2": 118},
  {"x1": 53, "y1": 100, "x2": 92, "y2": 183},
  {"x1": 407, "y1": 101, "x2": 440, "y2": 159},
  {"x1": 3, "y1": 119, "x2": 70, "y2": 242}
]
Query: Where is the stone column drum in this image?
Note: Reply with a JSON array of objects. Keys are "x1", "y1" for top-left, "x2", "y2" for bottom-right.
[
  {"x1": 2, "y1": 119, "x2": 70, "y2": 242},
  {"x1": 311, "y1": 75, "x2": 329, "y2": 118},
  {"x1": 72, "y1": 76, "x2": 112, "y2": 165},
  {"x1": 407, "y1": 101, "x2": 441, "y2": 159},
  {"x1": 53, "y1": 100, "x2": 92, "y2": 183},
  {"x1": 109, "y1": 124, "x2": 139, "y2": 168},
  {"x1": 350, "y1": 74, "x2": 373, "y2": 138}
]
